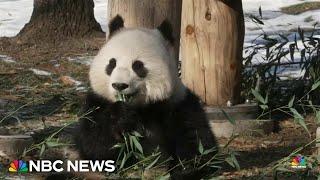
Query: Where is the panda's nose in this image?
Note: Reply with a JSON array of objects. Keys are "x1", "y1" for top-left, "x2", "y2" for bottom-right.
[{"x1": 112, "y1": 83, "x2": 129, "y2": 91}]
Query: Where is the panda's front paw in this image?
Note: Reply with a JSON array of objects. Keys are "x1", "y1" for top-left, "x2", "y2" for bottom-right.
[{"x1": 109, "y1": 101, "x2": 138, "y2": 132}]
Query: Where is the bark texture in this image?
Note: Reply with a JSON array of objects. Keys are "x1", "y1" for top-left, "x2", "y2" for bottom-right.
[
  {"x1": 180, "y1": 0, "x2": 245, "y2": 106},
  {"x1": 18, "y1": 0, "x2": 103, "y2": 42}
]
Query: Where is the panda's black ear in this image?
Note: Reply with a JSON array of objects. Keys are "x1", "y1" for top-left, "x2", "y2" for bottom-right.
[
  {"x1": 108, "y1": 15, "x2": 124, "y2": 37},
  {"x1": 157, "y1": 20, "x2": 174, "y2": 44}
]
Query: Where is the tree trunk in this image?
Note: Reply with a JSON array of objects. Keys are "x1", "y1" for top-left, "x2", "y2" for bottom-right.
[
  {"x1": 18, "y1": 0, "x2": 103, "y2": 42},
  {"x1": 108, "y1": 0, "x2": 182, "y2": 63},
  {"x1": 181, "y1": 0, "x2": 245, "y2": 106}
]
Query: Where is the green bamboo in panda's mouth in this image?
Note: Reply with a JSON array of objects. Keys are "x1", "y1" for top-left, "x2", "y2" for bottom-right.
[{"x1": 115, "y1": 93, "x2": 132, "y2": 102}]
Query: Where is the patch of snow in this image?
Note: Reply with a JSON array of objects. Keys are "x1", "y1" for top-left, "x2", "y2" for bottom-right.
[
  {"x1": 0, "y1": 0, "x2": 33, "y2": 37},
  {"x1": 76, "y1": 86, "x2": 88, "y2": 92},
  {"x1": 243, "y1": 0, "x2": 320, "y2": 79},
  {"x1": 67, "y1": 56, "x2": 93, "y2": 66},
  {"x1": 243, "y1": 0, "x2": 319, "y2": 12},
  {"x1": 94, "y1": 0, "x2": 108, "y2": 32},
  {"x1": 29, "y1": 68, "x2": 52, "y2": 76},
  {"x1": 0, "y1": 54, "x2": 16, "y2": 63},
  {"x1": 277, "y1": 68, "x2": 306, "y2": 80}
]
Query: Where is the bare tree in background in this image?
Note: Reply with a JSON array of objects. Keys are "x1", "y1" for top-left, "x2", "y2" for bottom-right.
[{"x1": 18, "y1": 0, "x2": 103, "y2": 43}]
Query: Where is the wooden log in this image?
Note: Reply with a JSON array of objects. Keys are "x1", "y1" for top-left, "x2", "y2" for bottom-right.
[
  {"x1": 180, "y1": 0, "x2": 245, "y2": 106},
  {"x1": 107, "y1": 0, "x2": 182, "y2": 63}
]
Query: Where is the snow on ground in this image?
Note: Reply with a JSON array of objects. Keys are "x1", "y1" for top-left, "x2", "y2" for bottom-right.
[
  {"x1": 0, "y1": 0, "x2": 319, "y2": 79},
  {"x1": 0, "y1": 54, "x2": 16, "y2": 63},
  {"x1": 0, "y1": 0, "x2": 33, "y2": 37},
  {"x1": 67, "y1": 56, "x2": 94, "y2": 66},
  {"x1": 243, "y1": 0, "x2": 318, "y2": 11},
  {"x1": 94, "y1": 0, "x2": 108, "y2": 32},
  {"x1": 243, "y1": 0, "x2": 320, "y2": 43},
  {"x1": 1, "y1": 0, "x2": 318, "y2": 41},
  {"x1": 29, "y1": 68, "x2": 52, "y2": 76},
  {"x1": 242, "y1": 0, "x2": 320, "y2": 79}
]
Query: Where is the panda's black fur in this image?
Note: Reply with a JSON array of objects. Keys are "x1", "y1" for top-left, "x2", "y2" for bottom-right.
[
  {"x1": 76, "y1": 90, "x2": 217, "y2": 179},
  {"x1": 77, "y1": 89, "x2": 217, "y2": 157},
  {"x1": 74, "y1": 15, "x2": 218, "y2": 179}
]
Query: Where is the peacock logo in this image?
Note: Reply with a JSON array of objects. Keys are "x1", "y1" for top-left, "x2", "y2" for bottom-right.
[
  {"x1": 291, "y1": 155, "x2": 306, "y2": 168},
  {"x1": 8, "y1": 160, "x2": 28, "y2": 173}
]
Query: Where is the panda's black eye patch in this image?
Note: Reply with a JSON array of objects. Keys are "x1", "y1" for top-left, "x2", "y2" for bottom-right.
[
  {"x1": 106, "y1": 58, "x2": 116, "y2": 75},
  {"x1": 132, "y1": 60, "x2": 148, "y2": 78}
]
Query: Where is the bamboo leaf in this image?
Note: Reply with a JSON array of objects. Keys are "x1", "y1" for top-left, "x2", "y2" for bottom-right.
[
  {"x1": 45, "y1": 141, "x2": 70, "y2": 148},
  {"x1": 225, "y1": 152, "x2": 240, "y2": 170},
  {"x1": 279, "y1": 34, "x2": 289, "y2": 42},
  {"x1": 311, "y1": 81, "x2": 320, "y2": 91},
  {"x1": 132, "y1": 136, "x2": 143, "y2": 154},
  {"x1": 298, "y1": 26, "x2": 304, "y2": 41},
  {"x1": 111, "y1": 143, "x2": 124, "y2": 149},
  {"x1": 129, "y1": 135, "x2": 134, "y2": 151},
  {"x1": 145, "y1": 155, "x2": 161, "y2": 170},
  {"x1": 290, "y1": 108, "x2": 309, "y2": 134},
  {"x1": 288, "y1": 95, "x2": 295, "y2": 108},
  {"x1": 290, "y1": 108, "x2": 303, "y2": 120},
  {"x1": 259, "y1": 105, "x2": 268, "y2": 110},
  {"x1": 250, "y1": 15, "x2": 264, "y2": 25},
  {"x1": 120, "y1": 153, "x2": 127, "y2": 169},
  {"x1": 316, "y1": 111, "x2": 320, "y2": 124},
  {"x1": 132, "y1": 131, "x2": 143, "y2": 138},
  {"x1": 39, "y1": 144, "x2": 46, "y2": 157},
  {"x1": 298, "y1": 118, "x2": 309, "y2": 135},
  {"x1": 157, "y1": 174, "x2": 170, "y2": 180},
  {"x1": 221, "y1": 109, "x2": 236, "y2": 125},
  {"x1": 251, "y1": 89, "x2": 266, "y2": 104},
  {"x1": 289, "y1": 43, "x2": 295, "y2": 61},
  {"x1": 276, "y1": 167, "x2": 292, "y2": 172},
  {"x1": 231, "y1": 153, "x2": 240, "y2": 170},
  {"x1": 116, "y1": 146, "x2": 125, "y2": 162},
  {"x1": 259, "y1": 6, "x2": 262, "y2": 18},
  {"x1": 198, "y1": 140, "x2": 204, "y2": 154},
  {"x1": 203, "y1": 148, "x2": 216, "y2": 155}
]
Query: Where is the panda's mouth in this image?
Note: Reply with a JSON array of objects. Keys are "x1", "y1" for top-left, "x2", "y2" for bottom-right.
[{"x1": 115, "y1": 91, "x2": 138, "y2": 102}]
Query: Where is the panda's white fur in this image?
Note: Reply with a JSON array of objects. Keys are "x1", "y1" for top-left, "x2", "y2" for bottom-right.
[{"x1": 89, "y1": 28, "x2": 186, "y2": 105}]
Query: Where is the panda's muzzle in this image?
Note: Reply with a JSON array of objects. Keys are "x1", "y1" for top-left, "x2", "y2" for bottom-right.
[{"x1": 112, "y1": 83, "x2": 129, "y2": 91}]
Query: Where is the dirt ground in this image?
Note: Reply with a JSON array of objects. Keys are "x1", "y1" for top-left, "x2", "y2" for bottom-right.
[{"x1": 0, "y1": 37, "x2": 319, "y2": 179}]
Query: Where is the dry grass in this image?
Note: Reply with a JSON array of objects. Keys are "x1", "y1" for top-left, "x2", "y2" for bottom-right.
[{"x1": 281, "y1": 2, "x2": 320, "y2": 15}]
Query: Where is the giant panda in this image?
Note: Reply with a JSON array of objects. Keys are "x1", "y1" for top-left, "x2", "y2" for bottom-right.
[{"x1": 75, "y1": 15, "x2": 218, "y2": 179}]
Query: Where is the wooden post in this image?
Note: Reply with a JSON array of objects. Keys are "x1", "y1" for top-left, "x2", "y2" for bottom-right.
[
  {"x1": 107, "y1": 0, "x2": 182, "y2": 62},
  {"x1": 181, "y1": 0, "x2": 244, "y2": 106}
]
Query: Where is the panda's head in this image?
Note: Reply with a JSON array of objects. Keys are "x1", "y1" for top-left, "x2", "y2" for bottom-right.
[{"x1": 90, "y1": 15, "x2": 186, "y2": 105}]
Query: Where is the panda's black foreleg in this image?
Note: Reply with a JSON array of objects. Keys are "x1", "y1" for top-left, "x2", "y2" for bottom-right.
[
  {"x1": 76, "y1": 92, "x2": 140, "y2": 160},
  {"x1": 110, "y1": 101, "x2": 140, "y2": 133},
  {"x1": 167, "y1": 122, "x2": 218, "y2": 179},
  {"x1": 169, "y1": 135, "x2": 216, "y2": 180}
]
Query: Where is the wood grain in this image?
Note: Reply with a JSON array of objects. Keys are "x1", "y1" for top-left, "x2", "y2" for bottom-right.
[{"x1": 181, "y1": 0, "x2": 244, "y2": 106}]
